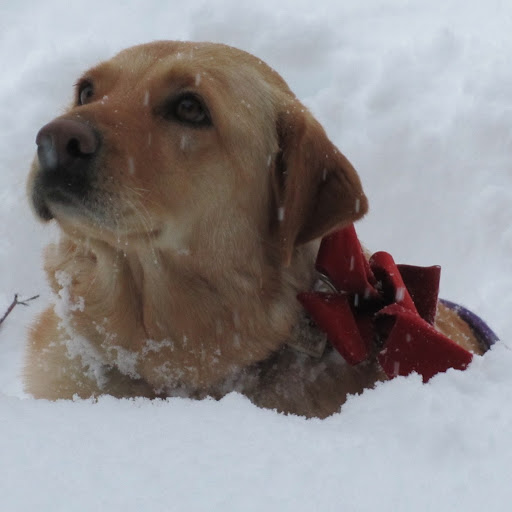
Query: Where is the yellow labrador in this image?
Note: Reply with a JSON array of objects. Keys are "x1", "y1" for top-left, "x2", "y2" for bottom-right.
[{"x1": 26, "y1": 41, "x2": 482, "y2": 417}]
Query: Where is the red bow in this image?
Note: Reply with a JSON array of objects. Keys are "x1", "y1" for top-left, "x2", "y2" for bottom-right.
[{"x1": 298, "y1": 225, "x2": 473, "y2": 381}]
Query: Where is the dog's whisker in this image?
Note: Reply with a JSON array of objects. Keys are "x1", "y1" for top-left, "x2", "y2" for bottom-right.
[{"x1": 121, "y1": 183, "x2": 150, "y2": 197}]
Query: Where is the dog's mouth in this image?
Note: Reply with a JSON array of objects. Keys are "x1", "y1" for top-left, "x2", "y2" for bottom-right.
[
  {"x1": 32, "y1": 178, "x2": 82, "y2": 221},
  {"x1": 31, "y1": 165, "x2": 163, "y2": 246},
  {"x1": 31, "y1": 185, "x2": 56, "y2": 221},
  {"x1": 31, "y1": 165, "x2": 103, "y2": 222}
]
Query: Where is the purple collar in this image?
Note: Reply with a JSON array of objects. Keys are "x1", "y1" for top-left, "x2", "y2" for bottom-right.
[{"x1": 440, "y1": 299, "x2": 499, "y2": 351}]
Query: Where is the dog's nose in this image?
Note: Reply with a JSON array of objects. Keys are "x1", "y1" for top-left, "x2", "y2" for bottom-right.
[{"x1": 36, "y1": 119, "x2": 98, "y2": 172}]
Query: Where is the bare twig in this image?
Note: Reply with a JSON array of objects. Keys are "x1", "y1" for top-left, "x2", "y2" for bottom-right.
[{"x1": 0, "y1": 294, "x2": 39, "y2": 328}]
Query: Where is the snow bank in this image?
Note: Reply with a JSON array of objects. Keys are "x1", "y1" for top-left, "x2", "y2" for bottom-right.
[
  {"x1": 1, "y1": 1, "x2": 512, "y2": 510},
  {"x1": 3, "y1": 346, "x2": 512, "y2": 511}
]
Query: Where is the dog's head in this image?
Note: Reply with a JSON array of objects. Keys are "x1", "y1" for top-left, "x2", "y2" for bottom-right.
[{"x1": 28, "y1": 41, "x2": 368, "y2": 262}]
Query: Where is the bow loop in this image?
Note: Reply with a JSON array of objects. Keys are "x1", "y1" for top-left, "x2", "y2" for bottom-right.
[{"x1": 315, "y1": 224, "x2": 378, "y2": 298}]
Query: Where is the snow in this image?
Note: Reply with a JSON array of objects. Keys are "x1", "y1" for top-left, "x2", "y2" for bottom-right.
[{"x1": 1, "y1": 1, "x2": 512, "y2": 510}]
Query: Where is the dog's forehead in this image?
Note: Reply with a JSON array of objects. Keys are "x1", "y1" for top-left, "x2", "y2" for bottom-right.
[{"x1": 87, "y1": 41, "x2": 291, "y2": 100}]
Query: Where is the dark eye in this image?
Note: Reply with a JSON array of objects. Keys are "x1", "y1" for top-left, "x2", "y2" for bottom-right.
[
  {"x1": 78, "y1": 82, "x2": 94, "y2": 106},
  {"x1": 173, "y1": 94, "x2": 211, "y2": 126}
]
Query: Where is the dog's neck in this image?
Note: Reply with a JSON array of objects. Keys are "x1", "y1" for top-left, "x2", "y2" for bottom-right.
[{"x1": 47, "y1": 233, "x2": 317, "y2": 394}]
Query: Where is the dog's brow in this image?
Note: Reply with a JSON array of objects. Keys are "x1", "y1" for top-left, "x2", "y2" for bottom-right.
[
  {"x1": 160, "y1": 66, "x2": 205, "y2": 87},
  {"x1": 75, "y1": 76, "x2": 92, "y2": 89},
  {"x1": 80, "y1": 64, "x2": 117, "y2": 86}
]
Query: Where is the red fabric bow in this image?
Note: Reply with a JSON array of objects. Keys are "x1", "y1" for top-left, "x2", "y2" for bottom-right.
[{"x1": 298, "y1": 225, "x2": 473, "y2": 381}]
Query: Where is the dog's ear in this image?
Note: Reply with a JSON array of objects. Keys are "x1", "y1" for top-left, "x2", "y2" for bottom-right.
[{"x1": 272, "y1": 103, "x2": 368, "y2": 264}]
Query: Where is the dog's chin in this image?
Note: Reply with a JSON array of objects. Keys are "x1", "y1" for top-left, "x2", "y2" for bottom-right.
[
  {"x1": 36, "y1": 196, "x2": 163, "y2": 249},
  {"x1": 32, "y1": 189, "x2": 89, "y2": 222},
  {"x1": 30, "y1": 167, "x2": 92, "y2": 223},
  {"x1": 31, "y1": 186, "x2": 90, "y2": 224}
]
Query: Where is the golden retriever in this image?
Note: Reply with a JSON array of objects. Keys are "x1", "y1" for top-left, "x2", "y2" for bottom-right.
[{"x1": 26, "y1": 41, "x2": 483, "y2": 417}]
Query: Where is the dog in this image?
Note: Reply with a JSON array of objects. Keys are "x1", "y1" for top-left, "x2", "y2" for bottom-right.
[{"x1": 25, "y1": 41, "x2": 484, "y2": 417}]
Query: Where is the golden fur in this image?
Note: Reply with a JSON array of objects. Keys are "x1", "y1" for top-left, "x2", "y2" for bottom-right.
[{"x1": 25, "y1": 41, "x2": 482, "y2": 417}]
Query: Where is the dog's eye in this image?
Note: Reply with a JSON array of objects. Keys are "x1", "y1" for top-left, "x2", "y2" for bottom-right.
[
  {"x1": 172, "y1": 94, "x2": 211, "y2": 126},
  {"x1": 78, "y1": 83, "x2": 94, "y2": 106}
]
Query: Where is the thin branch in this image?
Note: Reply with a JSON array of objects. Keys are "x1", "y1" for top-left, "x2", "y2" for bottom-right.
[{"x1": 0, "y1": 294, "x2": 39, "y2": 328}]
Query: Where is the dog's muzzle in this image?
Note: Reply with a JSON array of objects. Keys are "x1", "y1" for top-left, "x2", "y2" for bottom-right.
[{"x1": 31, "y1": 118, "x2": 99, "y2": 220}]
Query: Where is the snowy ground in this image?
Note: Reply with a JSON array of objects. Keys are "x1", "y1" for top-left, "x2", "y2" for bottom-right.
[{"x1": 1, "y1": 1, "x2": 512, "y2": 510}]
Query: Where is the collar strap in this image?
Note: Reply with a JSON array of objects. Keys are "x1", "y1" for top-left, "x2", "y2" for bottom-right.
[{"x1": 297, "y1": 224, "x2": 495, "y2": 381}]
